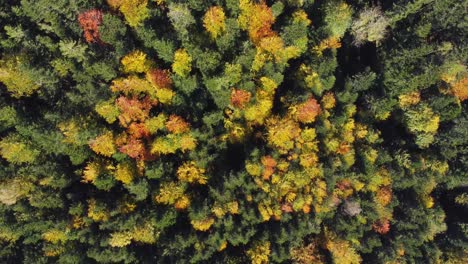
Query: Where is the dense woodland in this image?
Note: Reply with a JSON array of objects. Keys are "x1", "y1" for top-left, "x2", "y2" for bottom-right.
[{"x1": 0, "y1": 0, "x2": 467, "y2": 263}]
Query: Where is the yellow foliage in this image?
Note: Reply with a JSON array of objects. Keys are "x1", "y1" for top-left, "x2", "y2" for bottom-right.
[
  {"x1": 89, "y1": 131, "x2": 116, "y2": 157},
  {"x1": 260, "y1": 77, "x2": 278, "y2": 93},
  {"x1": 87, "y1": 199, "x2": 109, "y2": 222},
  {"x1": 151, "y1": 135, "x2": 179, "y2": 154},
  {"x1": 399, "y1": 91, "x2": 421, "y2": 108},
  {"x1": 144, "y1": 114, "x2": 167, "y2": 133},
  {"x1": 322, "y1": 92, "x2": 336, "y2": 109},
  {"x1": 174, "y1": 195, "x2": 191, "y2": 210},
  {"x1": 109, "y1": 231, "x2": 133, "y2": 247},
  {"x1": 155, "y1": 88, "x2": 174, "y2": 104},
  {"x1": 252, "y1": 50, "x2": 269, "y2": 72},
  {"x1": 267, "y1": 117, "x2": 301, "y2": 152},
  {"x1": 58, "y1": 118, "x2": 85, "y2": 145},
  {"x1": 42, "y1": 229, "x2": 67, "y2": 244},
  {"x1": 203, "y1": 6, "x2": 226, "y2": 39},
  {"x1": 354, "y1": 123, "x2": 368, "y2": 139},
  {"x1": 177, "y1": 162, "x2": 207, "y2": 184},
  {"x1": 227, "y1": 201, "x2": 239, "y2": 214},
  {"x1": 82, "y1": 161, "x2": 102, "y2": 183},
  {"x1": 172, "y1": 49, "x2": 192, "y2": 77},
  {"x1": 111, "y1": 76, "x2": 154, "y2": 96},
  {"x1": 95, "y1": 99, "x2": 120, "y2": 124},
  {"x1": 247, "y1": 241, "x2": 271, "y2": 264},
  {"x1": 109, "y1": 0, "x2": 149, "y2": 27},
  {"x1": 114, "y1": 163, "x2": 134, "y2": 184},
  {"x1": 246, "y1": 162, "x2": 262, "y2": 177},
  {"x1": 293, "y1": 10, "x2": 311, "y2": 26},
  {"x1": 218, "y1": 241, "x2": 228, "y2": 252},
  {"x1": 180, "y1": 133, "x2": 197, "y2": 152},
  {"x1": 314, "y1": 37, "x2": 342, "y2": 56},
  {"x1": 0, "y1": 136, "x2": 39, "y2": 164},
  {"x1": 121, "y1": 50, "x2": 151, "y2": 73},
  {"x1": 325, "y1": 231, "x2": 362, "y2": 264},
  {"x1": 238, "y1": 0, "x2": 275, "y2": 44},
  {"x1": 451, "y1": 76, "x2": 468, "y2": 101},
  {"x1": 155, "y1": 181, "x2": 185, "y2": 205},
  {"x1": 0, "y1": 58, "x2": 41, "y2": 98},
  {"x1": 191, "y1": 217, "x2": 215, "y2": 231},
  {"x1": 132, "y1": 222, "x2": 157, "y2": 244},
  {"x1": 258, "y1": 202, "x2": 281, "y2": 221}
]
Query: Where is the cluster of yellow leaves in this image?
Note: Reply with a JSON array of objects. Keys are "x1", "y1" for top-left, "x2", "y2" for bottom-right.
[
  {"x1": 177, "y1": 162, "x2": 207, "y2": 184},
  {"x1": 246, "y1": 241, "x2": 271, "y2": 264},
  {"x1": 111, "y1": 76, "x2": 154, "y2": 96},
  {"x1": 451, "y1": 76, "x2": 468, "y2": 101},
  {"x1": 0, "y1": 58, "x2": 40, "y2": 98},
  {"x1": 300, "y1": 64, "x2": 324, "y2": 94},
  {"x1": 238, "y1": 0, "x2": 275, "y2": 44},
  {"x1": 109, "y1": 222, "x2": 157, "y2": 247},
  {"x1": 212, "y1": 201, "x2": 239, "y2": 218},
  {"x1": 325, "y1": 230, "x2": 362, "y2": 264},
  {"x1": 267, "y1": 116, "x2": 301, "y2": 152},
  {"x1": 114, "y1": 163, "x2": 134, "y2": 184},
  {"x1": 172, "y1": 49, "x2": 192, "y2": 77},
  {"x1": 144, "y1": 114, "x2": 167, "y2": 133},
  {"x1": 58, "y1": 120, "x2": 79, "y2": 146},
  {"x1": 440, "y1": 63, "x2": 467, "y2": 101},
  {"x1": 95, "y1": 99, "x2": 120, "y2": 124},
  {"x1": 290, "y1": 242, "x2": 325, "y2": 264},
  {"x1": 244, "y1": 77, "x2": 278, "y2": 125},
  {"x1": 82, "y1": 161, "x2": 103, "y2": 183},
  {"x1": 191, "y1": 217, "x2": 215, "y2": 231},
  {"x1": 313, "y1": 36, "x2": 342, "y2": 56},
  {"x1": 107, "y1": 0, "x2": 149, "y2": 27},
  {"x1": 321, "y1": 92, "x2": 336, "y2": 109},
  {"x1": 121, "y1": 50, "x2": 151, "y2": 73},
  {"x1": 399, "y1": 91, "x2": 421, "y2": 108},
  {"x1": 42, "y1": 229, "x2": 67, "y2": 244},
  {"x1": 151, "y1": 133, "x2": 197, "y2": 154},
  {"x1": 87, "y1": 199, "x2": 110, "y2": 222},
  {"x1": 0, "y1": 136, "x2": 39, "y2": 164},
  {"x1": 293, "y1": 10, "x2": 312, "y2": 26},
  {"x1": 89, "y1": 131, "x2": 116, "y2": 157},
  {"x1": 258, "y1": 202, "x2": 282, "y2": 221},
  {"x1": 203, "y1": 6, "x2": 226, "y2": 39},
  {"x1": 155, "y1": 181, "x2": 190, "y2": 210},
  {"x1": 239, "y1": 0, "x2": 301, "y2": 67}
]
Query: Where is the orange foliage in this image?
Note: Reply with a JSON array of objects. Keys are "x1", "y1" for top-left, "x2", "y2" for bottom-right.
[
  {"x1": 336, "y1": 142, "x2": 351, "y2": 155},
  {"x1": 119, "y1": 138, "x2": 145, "y2": 159},
  {"x1": 372, "y1": 218, "x2": 390, "y2": 234},
  {"x1": 281, "y1": 203, "x2": 293, "y2": 213},
  {"x1": 451, "y1": 76, "x2": 468, "y2": 101},
  {"x1": 296, "y1": 97, "x2": 321, "y2": 123},
  {"x1": 261, "y1": 156, "x2": 276, "y2": 180},
  {"x1": 239, "y1": 1, "x2": 276, "y2": 44},
  {"x1": 147, "y1": 69, "x2": 172, "y2": 89},
  {"x1": 376, "y1": 186, "x2": 392, "y2": 206},
  {"x1": 230, "y1": 89, "x2": 251, "y2": 109},
  {"x1": 127, "y1": 122, "x2": 151, "y2": 139},
  {"x1": 116, "y1": 96, "x2": 156, "y2": 126},
  {"x1": 165, "y1": 115, "x2": 190, "y2": 134},
  {"x1": 78, "y1": 9, "x2": 103, "y2": 44}
]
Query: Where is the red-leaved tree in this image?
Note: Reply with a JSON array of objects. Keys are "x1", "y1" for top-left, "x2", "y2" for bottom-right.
[{"x1": 78, "y1": 9, "x2": 103, "y2": 44}]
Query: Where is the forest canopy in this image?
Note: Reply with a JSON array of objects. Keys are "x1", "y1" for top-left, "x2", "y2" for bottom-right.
[{"x1": 0, "y1": 0, "x2": 467, "y2": 263}]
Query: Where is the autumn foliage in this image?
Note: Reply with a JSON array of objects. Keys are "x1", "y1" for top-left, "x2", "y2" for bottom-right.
[{"x1": 78, "y1": 9, "x2": 103, "y2": 43}]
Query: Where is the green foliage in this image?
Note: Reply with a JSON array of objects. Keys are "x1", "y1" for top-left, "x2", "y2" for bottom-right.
[{"x1": 0, "y1": 0, "x2": 466, "y2": 263}]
